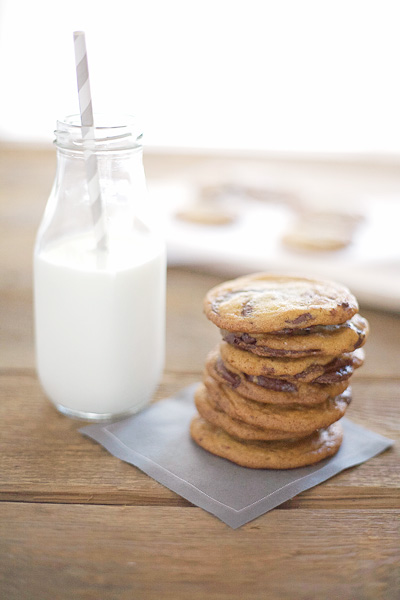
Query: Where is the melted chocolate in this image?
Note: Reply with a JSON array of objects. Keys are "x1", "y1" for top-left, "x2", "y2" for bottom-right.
[
  {"x1": 269, "y1": 323, "x2": 346, "y2": 335},
  {"x1": 296, "y1": 355, "x2": 354, "y2": 384},
  {"x1": 352, "y1": 331, "x2": 366, "y2": 350},
  {"x1": 314, "y1": 365, "x2": 353, "y2": 384},
  {"x1": 222, "y1": 332, "x2": 320, "y2": 357},
  {"x1": 211, "y1": 288, "x2": 263, "y2": 315},
  {"x1": 215, "y1": 358, "x2": 241, "y2": 388},
  {"x1": 211, "y1": 291, "x2": 237, "y2": 315},
  {"x1": 241, "y1": 300, "x2": 254, "y2": 317},
  {"x1": 244, "y1": 374, "x2": 297, "y2": 393},
  {"x1": 241, "y1": 333, "x2": 257, "y2": 344},
  {"x1": 223, "y1": 332, "x2": 256, "y2": 345},
  {"x1": 285, "y1": 312, "x2": 314, "y2": 325},
  {"x1": 215, "y1": 350, "x2": 355, "y2": 393}
]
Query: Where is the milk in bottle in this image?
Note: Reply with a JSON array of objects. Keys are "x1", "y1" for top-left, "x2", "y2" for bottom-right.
[{"x1": 33, "y1": 116, "x2": 166, "y2": 420}]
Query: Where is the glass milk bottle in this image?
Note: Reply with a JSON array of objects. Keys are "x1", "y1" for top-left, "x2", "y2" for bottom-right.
[{"x1": 33, "y1": 115, "x2": 166, "y2": 420}]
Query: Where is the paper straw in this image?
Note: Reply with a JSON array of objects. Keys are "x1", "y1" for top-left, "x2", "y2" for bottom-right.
[{"x1": 73, "y1": 31, "x2": 107, "y2": 250}]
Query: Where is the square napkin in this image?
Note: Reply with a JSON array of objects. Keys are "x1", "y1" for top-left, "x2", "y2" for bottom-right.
[{"x1": 80, "y1": 383, "x2": 394, "y2": 529}]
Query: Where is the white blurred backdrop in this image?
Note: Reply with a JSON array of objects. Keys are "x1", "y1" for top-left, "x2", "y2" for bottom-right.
[{"x1": 0, "y1": 0, "x2": 399, "y2": 154}]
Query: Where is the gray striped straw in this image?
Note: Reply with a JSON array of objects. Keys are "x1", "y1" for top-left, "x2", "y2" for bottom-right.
[{"x1": 73, "y1": 31, "x2": 107, "y2": 250}]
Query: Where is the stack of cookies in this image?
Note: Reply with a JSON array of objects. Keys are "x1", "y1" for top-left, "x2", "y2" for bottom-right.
[{"x1": 190, "y1": 274, "x2": 369, "y2": 469}]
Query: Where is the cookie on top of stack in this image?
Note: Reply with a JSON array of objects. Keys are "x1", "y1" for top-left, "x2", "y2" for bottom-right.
[{"x1": 190, "y1": 274, "x2": 369, "y2": 469}]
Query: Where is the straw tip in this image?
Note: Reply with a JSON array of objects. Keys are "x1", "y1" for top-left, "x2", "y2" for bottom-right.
[{"x1": 73, "y1": 30, "x2": 85, "y2": 39}]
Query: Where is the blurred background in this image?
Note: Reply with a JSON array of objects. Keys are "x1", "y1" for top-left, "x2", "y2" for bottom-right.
[
  {"x1": 1, "y1": 0, "x2": 400, "y2": 153},
  {"x1": 1, "y1": 0, "x2": 400, "y2": 310}
]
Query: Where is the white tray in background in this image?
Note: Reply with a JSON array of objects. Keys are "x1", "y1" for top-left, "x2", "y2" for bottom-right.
[{"x1": 147, "y1": 181, "x2": 400, "y2": 312}]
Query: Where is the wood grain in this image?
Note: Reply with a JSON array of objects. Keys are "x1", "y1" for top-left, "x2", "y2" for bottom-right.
[{"x1": 1, "y1": 503, "x2": 399, "y2": 600}]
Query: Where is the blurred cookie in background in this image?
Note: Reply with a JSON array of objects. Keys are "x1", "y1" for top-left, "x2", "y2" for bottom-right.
[
  {"x1": 282, "y1": 210, "x2": 364, "y2": 251},
  {"x1": 175, "y1": 184, "x2": 238, "y2": 225}
]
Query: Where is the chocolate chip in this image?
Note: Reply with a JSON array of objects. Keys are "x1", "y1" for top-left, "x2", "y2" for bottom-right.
[
  {"x1": 291, "y1": 352, "x2": 356, "y2": 382},
  {"x1": 222, "y1": 332, "x2": 256, "y2": 346},
  {"x1": 241, "y1": 333, "x2": 257, "y2": 344},
  {"x1": 222, "y1": 331, "x2": 320, "y2": 356},
  {"x1": 210, "y1": 291, "x2": 238, "y2": 315},
  {"x1": 216, "y1": 358, "x2": 241, "y2": 388},
  {"x1": 314, "y1": 365, "x2": 353, "y2": 384},
  {"x1": 210, "y1": 288, "x2": 265, "y2": 315},
  {"x1": 241, "y1": 300, "x2": 254, "y2": 317},
  {"x1": 353, "y1": 333, "x2": 365, "y2": 350},
  {"x1": 211, "y1": 303, "x2": 220, "y2": 315},
  {"x1": 285, "y1": 312, "x2": 314, "y2": 325},
  {"x1": 222, "y1": 332, "x2": 236, "y2": 346},
  {"x1": 244, "y1": 373, "x2": 297, "y2": 393}
]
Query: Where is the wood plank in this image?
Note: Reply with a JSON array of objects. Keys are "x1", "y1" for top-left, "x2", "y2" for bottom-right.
[
  {"x1": 0, "y1": 487, "x2": 397, "y2": 510},
  {"x1": 0, "y1": 373, "x2": 398, "y2": 506},
  {"x1": 0, "y1": 502, "x2": 399, "y2": 600}
]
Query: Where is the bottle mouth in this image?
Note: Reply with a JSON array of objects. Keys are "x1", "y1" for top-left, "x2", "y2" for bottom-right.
[{"x1": 55, "y1": 114, "x2": 143, "y2": 151}]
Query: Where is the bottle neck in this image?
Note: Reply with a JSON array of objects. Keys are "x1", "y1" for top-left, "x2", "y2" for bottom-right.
[
  {"x1": 35, "y1": 115, "x2": 148, "y2": 252},
  {"x1": 54, "y1": 114, "x2": 143, "y2": 154},
  {"x1": 52, "y1": 114, "x2": 147, "y2": 212}
]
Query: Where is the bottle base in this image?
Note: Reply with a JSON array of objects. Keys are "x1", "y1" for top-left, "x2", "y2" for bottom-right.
[{"x1": 53, "y1": 398, "x2": 150, "y2": 422}]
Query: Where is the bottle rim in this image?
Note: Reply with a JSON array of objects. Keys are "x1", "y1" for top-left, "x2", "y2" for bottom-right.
[{"x1": 55, "y1": 114, "x2": 143, "y2": 151}]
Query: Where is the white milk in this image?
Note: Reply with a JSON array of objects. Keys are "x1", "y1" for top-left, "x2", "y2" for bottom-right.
[{"x1": 34, "y1": 231, "x2": 166, "y2": 418}]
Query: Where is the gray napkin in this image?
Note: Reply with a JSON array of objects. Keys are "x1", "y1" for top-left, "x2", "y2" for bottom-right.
[{"x1": 80, "y1": 383, "x2": 394, "y2": 528}]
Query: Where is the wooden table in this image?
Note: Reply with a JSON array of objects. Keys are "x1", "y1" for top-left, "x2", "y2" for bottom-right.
[{"x1": 1, "y1": 147, "x2": 399, "y2": 599}]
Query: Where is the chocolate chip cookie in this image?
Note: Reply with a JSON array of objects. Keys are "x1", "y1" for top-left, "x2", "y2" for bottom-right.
[
  {"x1": 190, "y1": 416, "x2": 343, "y2": 469},
  {"x1": 191, "y1": 272, "x2": 368, "y2": 469},
  {"x1": 204, "y1": 274, "x2": 358, "y2": 333},
  {"x1": 195, "y1": 384, "x2": 300, "y2": 441},
  {"x1": 220, "y1": 312, "x2": 368, "y2": 358},
  {"x1": 220, "y1": 341, "x2": 364, "y2": 383},
  {"x1": 203, "y1": 376, "x2": 351, "y2": 435},
  {"x1": 205, "y1": 346, "x2": 350, "y2": 405}
]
